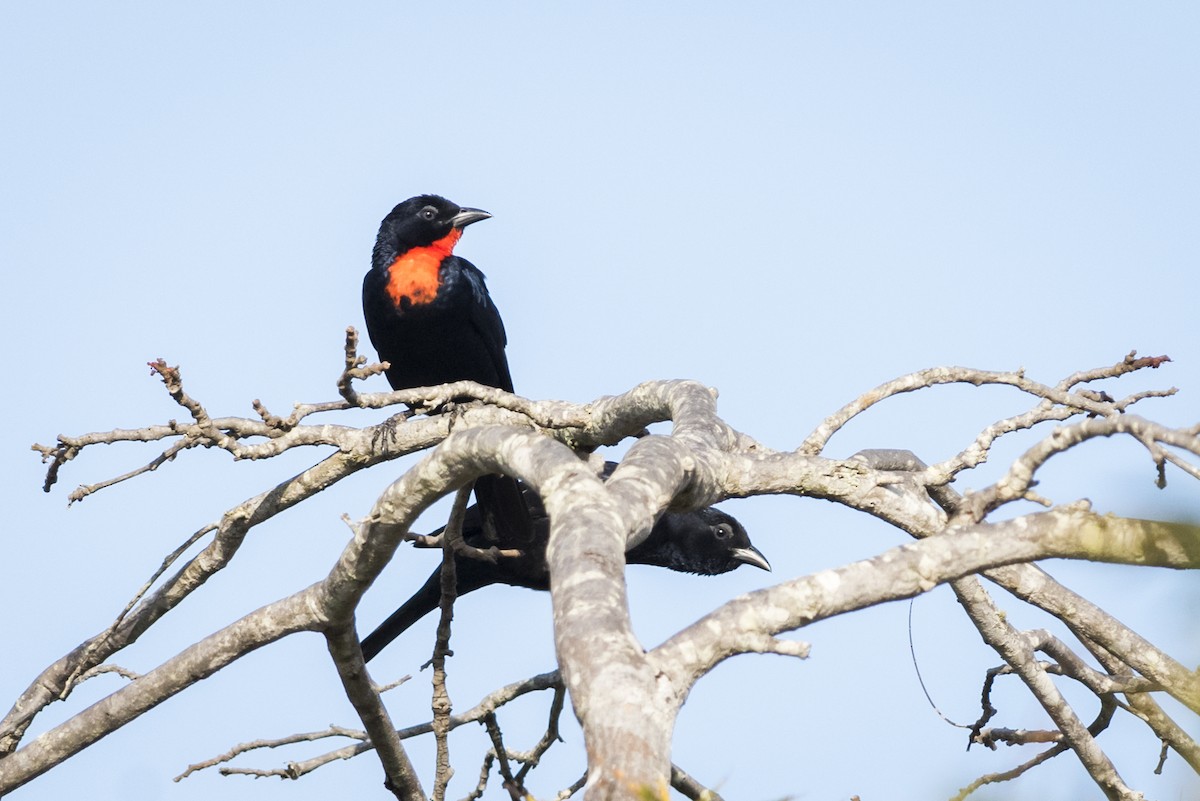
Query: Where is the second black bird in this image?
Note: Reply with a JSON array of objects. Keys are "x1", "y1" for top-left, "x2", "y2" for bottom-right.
[{"x1": 361, "y1": 470, "x2": 771, "y2": 661}]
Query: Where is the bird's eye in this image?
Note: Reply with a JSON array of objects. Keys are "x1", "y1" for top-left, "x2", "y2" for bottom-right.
[
  {"x1": 714, "y1": 523, "x2": 733, "y2": 539},
  {"x1": 419, "y1": 206, "x2": 438, "y2": 220}
]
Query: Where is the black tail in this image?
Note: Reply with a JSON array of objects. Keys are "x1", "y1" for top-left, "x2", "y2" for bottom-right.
[
  {"x1": 361, "y1": 558, "x2": 500, "y2": 662},
  {"x1": 472, "y1": 473, "x2": 534, "y2": 546},
  {"x1": 361, "y1": 569, "x2": 443, "y2": 662}
]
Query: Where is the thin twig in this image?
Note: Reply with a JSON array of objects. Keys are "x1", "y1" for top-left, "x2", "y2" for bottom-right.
[
  {"x1": 175, "y1": 725, "x2": 368, "y2": 781},
  {"x1": 431, "y1": 486, "x2": 472, "y2": 801},
  {"x1": 513, "y1": 682, "x2": 567, "y2": 784},
  {"x1": 66, "y1": 439, "x2": 191, "y2": 504},
  {"x1": 480, "y1": 713, "x2": 522, "y2": 800},
  {"x1": 338, "y1": 326, "x2": 389, "y2": 406},
  {"x1": 803, "y1": 353, "x2": 1173, "y2": 456},
  {"x1": 197, "y1": 672, "x2": 563, "y2": 782},
  {"x1": 555, "y1": 773, "x2": 588, "y2": 800},
  {"x1": 325, "y1": 625, "x2": 424, "y2": 800},
  {"x1": 670, "y1": 763, "x2": 727, "y2": 800},
  {"x1": 460, "y1": 752, "x2": 495, "y2": 801}
]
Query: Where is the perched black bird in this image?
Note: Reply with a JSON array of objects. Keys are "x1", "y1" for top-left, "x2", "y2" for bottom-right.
[
  {"x1": 361, "y1": 476, "x2": 770, "y2": 661},
  {"x1": 363, "y1": 194, "x2": 530, "y2": 543}
]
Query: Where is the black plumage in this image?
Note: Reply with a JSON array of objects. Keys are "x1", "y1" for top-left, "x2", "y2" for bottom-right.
[
  {"x1": 362, "y1": 194, "x2": 530, "y2": 544},
  {"x1": 361, "y1": 471, "x2": 769, "y2": 661}
]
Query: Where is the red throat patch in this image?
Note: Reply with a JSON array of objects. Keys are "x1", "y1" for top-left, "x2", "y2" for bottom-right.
[{"x1": 385, "y1": 228, "x2": 463, "y2": 308}]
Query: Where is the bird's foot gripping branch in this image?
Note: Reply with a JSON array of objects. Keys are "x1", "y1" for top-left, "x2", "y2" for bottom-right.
[{"x1": 7, "y1": 342, "x2": 1199, "y2": 801}]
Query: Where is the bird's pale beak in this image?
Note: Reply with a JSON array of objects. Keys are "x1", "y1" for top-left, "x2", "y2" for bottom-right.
[
  {"x1": 451, "y1": 207, "x2": 492, "y2": 228},
  {"x1": 732, "y1": 546, "x2": 771, "y2": 572}
]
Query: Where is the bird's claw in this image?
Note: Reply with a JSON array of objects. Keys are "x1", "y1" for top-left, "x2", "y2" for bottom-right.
[{"x1": 370, "y1": 410, "x2": 414, "y2": 452}]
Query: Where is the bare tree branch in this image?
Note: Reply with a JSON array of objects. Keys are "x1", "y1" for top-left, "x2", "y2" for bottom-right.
[
  {"x1": 0, "y1": 592, "x2": 315, "y2": 791},
  {"x1": 187, "y1": 672, "x2": 563, "y2": 782},
  {"x1": 174, "y1": 725, "x2": 368, "y2": 782},
  {"x1": 9, "y1": 346, "x2": 1198, "y2": 801},
  {"x1": 326, "y1": 625, "x2": 424, "y2": 800},
  {"x1": 431, "y1": 487, "x2": 472, "y2": 801},
  {"x1": 952, "y1": 579, "x2": 1136, "y2": 801},
  {"x1": 651, "y1": 509, "x2": 1199, "y2": 695},
  {"x1": 801, "y1": 352, "x2": 1172, "y2": 455},
  {"x1": 512, "y1": 681, "x2": 568, "y2": 786},
  {"x1": 670, "y1": 763, "x2": 727, "y2": 801}
]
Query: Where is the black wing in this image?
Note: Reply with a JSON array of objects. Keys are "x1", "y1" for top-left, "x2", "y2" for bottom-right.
[{"x1": 452, "y1": 258, "x2": 515, "y2": 393}]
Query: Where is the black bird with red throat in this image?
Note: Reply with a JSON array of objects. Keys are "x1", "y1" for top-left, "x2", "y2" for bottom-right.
[{"x1": 363, "y1": 194, "x2": 530, "y2": 543}]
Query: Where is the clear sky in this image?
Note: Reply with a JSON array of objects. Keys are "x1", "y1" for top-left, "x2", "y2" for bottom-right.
[{"x1": 2, "y1": 3, "x2": 1198, "y2": 800}]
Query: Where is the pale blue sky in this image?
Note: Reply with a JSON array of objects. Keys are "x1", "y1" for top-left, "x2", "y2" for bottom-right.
[{"x1": 3, "y1": 4, "x2": 1198, "y2": 800}]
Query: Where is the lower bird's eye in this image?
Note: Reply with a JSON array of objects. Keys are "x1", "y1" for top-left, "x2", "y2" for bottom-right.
[
  {"x1": 714, "y1": 523, "x2": 733, "y2": 539},
  {"x1": 420, "y1": 206, "x2": 437, "y2": 220}
]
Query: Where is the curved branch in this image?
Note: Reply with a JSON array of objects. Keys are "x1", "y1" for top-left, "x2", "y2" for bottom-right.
[
  {"x1": 0, "y1": 593, "x2": 316, "y2": 793},
  {"x1": 801, "y1": 353, "x2": 1173, "y2": 456},
  {"x1": 960, "y1": 414, "x2": 1200, "y2": 520},
  {"x1": 650, "y1": 510, "x2": 1199, "y2": 700}
]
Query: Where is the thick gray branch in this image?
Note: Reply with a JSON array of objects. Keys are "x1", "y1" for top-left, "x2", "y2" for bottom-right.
[{"x1": 651, "y1": 510, "x2": 1199, "y2": 699}]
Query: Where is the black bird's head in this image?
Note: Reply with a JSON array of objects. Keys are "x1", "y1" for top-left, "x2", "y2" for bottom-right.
[
  {"x1": 630, "y1": 507, "x2": 771, "y2": 576},
  {"x1": 372, "y1": 194, "x2": 491, "y2": 270}
]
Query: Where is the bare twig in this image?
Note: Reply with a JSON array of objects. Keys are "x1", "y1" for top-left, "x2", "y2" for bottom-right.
[
  {"x1": 460, "y1": 752, "x2": 495, "y2": 801},
  {"x1": 375, "y1": 674, "x2": 414, "y2": 695},
  {"x1": 431, "y1": 486, "x2": 471, "y2": 801},
  {"x1": 67, "y1": 439, "x2": 191, "y2": 503},
  {"x1": 71, "y1": 664, "x2": 142, "y2": 685},
  {"x1": 670, "y1": 763, "x2": 726, "y2": 800},
  {"x1": 325, "y1": 625, "x2": 423, "y2": 800},
  {"x1": 1081, "y1": 638, "x2": 1200, "y2": 773},
  {"x1": 960, "y1": 414, "x2": 1200, "y2": 521},
  {"x1": 480, "y1": 714, "x2": 522, "y2": 800},
  {"x1": 802, "y1": 354, "x2": 1171, "y2": 455},
  {"x1": 512, "y1": 682, "x2": 567, "y2": 784},
  {"x1": 1058, "y1": 351, "x2": 1172, "y2": 391},
  {"x1": 175, "y1": 725, "x2": 368, "y2": 781},
  {"x1": 555, "y1": 773, "x2": 587, "y2": 800},
  {"x1": 951, "y1": 744, "x2": 1068, "y2": 801},
  {"x1": 953, "y1": 579, "x2": 1137, "y2": 801},
  {"x1": 190, "y1": 672, "x2": 564, "y2": 782},
  {"x1": 338, "y1": 326, "x2": 390, "y2": 405}
]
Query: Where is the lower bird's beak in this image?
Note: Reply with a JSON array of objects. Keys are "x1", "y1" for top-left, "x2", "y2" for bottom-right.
[
  {"x1": 451, "y1": 207, "x2": 492, "y2": 228},
  {"x1": 732, "y1": 546, "x2": 771, "y2": 572}
]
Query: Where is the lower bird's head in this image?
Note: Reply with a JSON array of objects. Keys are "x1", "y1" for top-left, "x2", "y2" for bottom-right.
[
  {"x1": 631, "y1": 507, "x2": 771, "y2": 576},
  {"x1": 372, "y1": 194, "x2": 491, "y2": 269}
]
